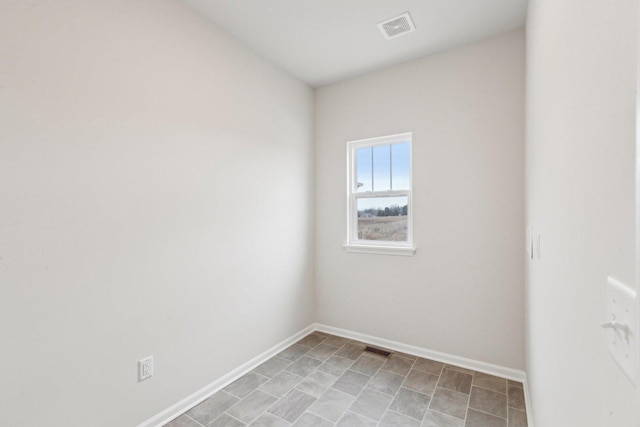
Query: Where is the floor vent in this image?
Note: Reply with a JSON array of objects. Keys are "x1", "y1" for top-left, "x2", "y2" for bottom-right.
[{"x1": 364, "y1": 346, "x2": 392, "y2": 358}]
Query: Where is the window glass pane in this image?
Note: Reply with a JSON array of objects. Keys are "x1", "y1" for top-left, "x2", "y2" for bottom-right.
[
  {"x1": 391, "y1": 142, "x2": 410, "y2": 190},
  {"x1": 373, "y1": 145, "x2": 391, "y2": 191},
  {"x1": 357, "y1": 196, "x2": 408, "y2": 241},
  {"x1": 355, "y1": 147, "x2": 372, "y2": 192}
]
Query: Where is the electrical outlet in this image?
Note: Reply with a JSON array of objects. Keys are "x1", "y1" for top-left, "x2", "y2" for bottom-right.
[{"x1": 139, "y1": 356, "x2": 153, "y2": 381}]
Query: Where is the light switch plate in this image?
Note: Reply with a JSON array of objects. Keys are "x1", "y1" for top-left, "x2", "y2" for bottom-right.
[{"x1": 604, "y1": 277, "x2": 637, "y2": 384}]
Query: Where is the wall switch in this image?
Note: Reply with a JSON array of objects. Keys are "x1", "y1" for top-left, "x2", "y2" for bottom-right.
[
  {"x1": 602, "y1": 277, "x2": 637, "y2": 384},
  {"x1": 527, "y1": 228, "x2": 533, "y2": 259},
  {"x1": 139, "y1": 356, "x2": 153, "y2": 381}
]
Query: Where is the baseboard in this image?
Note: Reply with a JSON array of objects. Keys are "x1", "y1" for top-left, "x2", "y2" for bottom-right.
[
  {"x1": 523, "y1": 377, "x2": 534, "y2": 427},
  {"x1": 313, "y1": 323, "x2": 526, "y2": 382},
  {"x1": 137, "y1": 324, "x2": 315, "y2": 427},
  {"x1": 139, "y1": 322, "x2": 534, "y2": 427},
  {"x1": 314, "y1": 323, "x2": 534, "y2": 425},
  {"x1": 313, "y1": 323, "x2": 534, "y2": 425}
]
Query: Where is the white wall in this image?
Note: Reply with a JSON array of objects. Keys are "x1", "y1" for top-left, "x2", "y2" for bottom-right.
[
  {"x1": 0, "y1": 1, "x2": 314, "y2": 425},
  {"x1": 526, "y1": 0, "x2": 639, "y2": 425},
  {"x1": 315, "y1": 31, "x2": 526, "y2": 370}
]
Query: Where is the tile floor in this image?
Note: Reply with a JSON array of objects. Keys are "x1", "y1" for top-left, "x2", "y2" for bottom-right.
[{"x1": 164, "y1": 332, "x2": 527, "y2": 427}]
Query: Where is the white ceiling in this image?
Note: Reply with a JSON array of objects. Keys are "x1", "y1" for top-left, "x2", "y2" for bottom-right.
[{"x1": 181, "y1": 0, "x2": 528, "y2": 87}]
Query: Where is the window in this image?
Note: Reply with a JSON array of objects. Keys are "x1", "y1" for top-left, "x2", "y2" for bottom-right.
[{"x1": 345, "y1": 133, "x2": 414, "y2": 256}]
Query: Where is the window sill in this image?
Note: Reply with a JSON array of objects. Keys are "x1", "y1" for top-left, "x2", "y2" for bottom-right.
[{"x1": 343, "y1": 244, "x2": 416, "y2": 256}]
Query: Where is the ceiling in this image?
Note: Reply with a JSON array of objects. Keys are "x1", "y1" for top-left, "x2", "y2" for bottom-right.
[{"x1": 180, "y1": 0, "x2": 528, "y2": 87}]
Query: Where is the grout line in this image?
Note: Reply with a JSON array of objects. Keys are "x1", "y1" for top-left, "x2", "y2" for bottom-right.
[
  {"x1": 467, "y1": 406, "x2": 508, "y2": 421},
  {"x1": 449, "y1": 369, "x2": 474, "y2": 425},
  {"x1": 243, "y1": 334, "x2": 329, "y2": 426},
  {"x1": 467, "y1": 385, "x2": 510, "y2": 420},
  {"x1": 182, "y1": 413, "x2": 204, "y2": 427},
  {"x1": 309, "y1": 382, "x2": 362, "y2": 426},
  {"x1": 304, "y1": 347, "x2": 340, "y2": 362},
  {"x1": 471, "y1": 383, "x2": 507, "y2": 395},
  {"x1": 426, "y1": 407, "x2": 464, "y2": 421},
  {"x1": 384, "y1": 408, "x2": 421, "y2": 423},
  {"x1": 464, "y1": 370, "x2": 474, "y2": 423},
  {"x1": 470, "y1": 383, "x2": 507, "y2": 395},
  {"x1": 350, "y1": 409, "x2": 381, "y2": 423},
  {"x1": 306, "y1": 410, "x2": 336, "y2": 425},
  {"x1": 241, "y1": 384, "x2": 303, "y2": 425},
  {"x1": 259, "y1": 388, "x2": 286, "y2": 400},
  {"x1": 221, "y1": 411, "x2": 246, "y2": 425},
  {"x1": 422, "y1": 359, "x2": 444, "y2": 422},
  {"x1": 377, "y1": 355, "x2": 419, "y2": 425},
  {"x1": 218, "y1": 392, "x2": 247, "y2": 418},
  {"x1": 341, "y1": 346, "x2": 391, "y2": 425},
  {"x1": 272, "y1": 355, "x2": 294, "y2": 364},
  {"x1": 462, "y1": 388, "x2": 472, "y2": 424},
  {"x1": 305, "y1": 386, "x2": 355, "y2": 423}
]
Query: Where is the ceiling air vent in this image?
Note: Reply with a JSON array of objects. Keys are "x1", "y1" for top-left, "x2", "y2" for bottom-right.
[{"x1": 378, "y1": 12, "x2": 416, "y2": 40}]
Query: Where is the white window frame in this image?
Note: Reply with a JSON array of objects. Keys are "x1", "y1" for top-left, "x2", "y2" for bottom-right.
[{"x1": 344, "y1": 132, "x2": 415, "y2": 256}]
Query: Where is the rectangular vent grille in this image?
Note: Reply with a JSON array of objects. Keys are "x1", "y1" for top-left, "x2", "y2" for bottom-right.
[
  {"x1": 378, "y1": 12, "x2": 416, "y2": 40},
  {"x1": 364, "y1": 346, "x2": 392, "y2": 358}
]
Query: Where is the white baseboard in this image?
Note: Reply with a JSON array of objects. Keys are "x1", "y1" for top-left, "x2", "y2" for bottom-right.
[
  {"x1": 313, "y1": 323, "x2": 525, "y2": 381},
  {"x1": 523, "y1": 377, "x2": 534, "y2": 427},
  {"x1": 139, "y1": 322, "x2": 534, "y2": 427},
  {"x1": 313, "y1": 323, "x2": 534, "y2": 426},
  {"x1": 137, "y1": 324, "x2": 315, "y2": 427}
]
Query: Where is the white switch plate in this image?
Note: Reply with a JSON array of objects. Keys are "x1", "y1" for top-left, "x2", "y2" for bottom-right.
[
  {"x1": 604, "y1": 277, "x2": 637, "y2": 384},
  {"x1": 139, "y1": 356, "x2": 153, "y2": 382}
]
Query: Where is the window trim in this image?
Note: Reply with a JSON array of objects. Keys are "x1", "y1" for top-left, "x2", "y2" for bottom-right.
[{"x1": 344, "y1": 132, "x2": 415, "y2": 256}]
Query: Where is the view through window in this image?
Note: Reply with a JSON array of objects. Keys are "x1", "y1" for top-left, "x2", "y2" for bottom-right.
[{"x1": 347, "y1": 133, "x2": 413, "y2": 251}]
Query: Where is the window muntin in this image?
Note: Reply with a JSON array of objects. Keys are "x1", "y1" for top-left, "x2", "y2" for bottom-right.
[{"x1": 347, "y1": 133, "x2": 413, "y2": 252}]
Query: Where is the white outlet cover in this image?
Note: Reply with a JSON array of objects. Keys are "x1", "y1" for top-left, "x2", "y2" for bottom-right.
[
  {"x1": 139, "y1": 356, "x2": 153, "y2": 382},
  {"x1": 605, "y1": 277, "x2": 637, "y2": 384}
]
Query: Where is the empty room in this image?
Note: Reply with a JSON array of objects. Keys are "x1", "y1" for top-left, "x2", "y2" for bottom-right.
[{"x1": 2, "y1": 0, "x2": 639, "y2": 426}]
